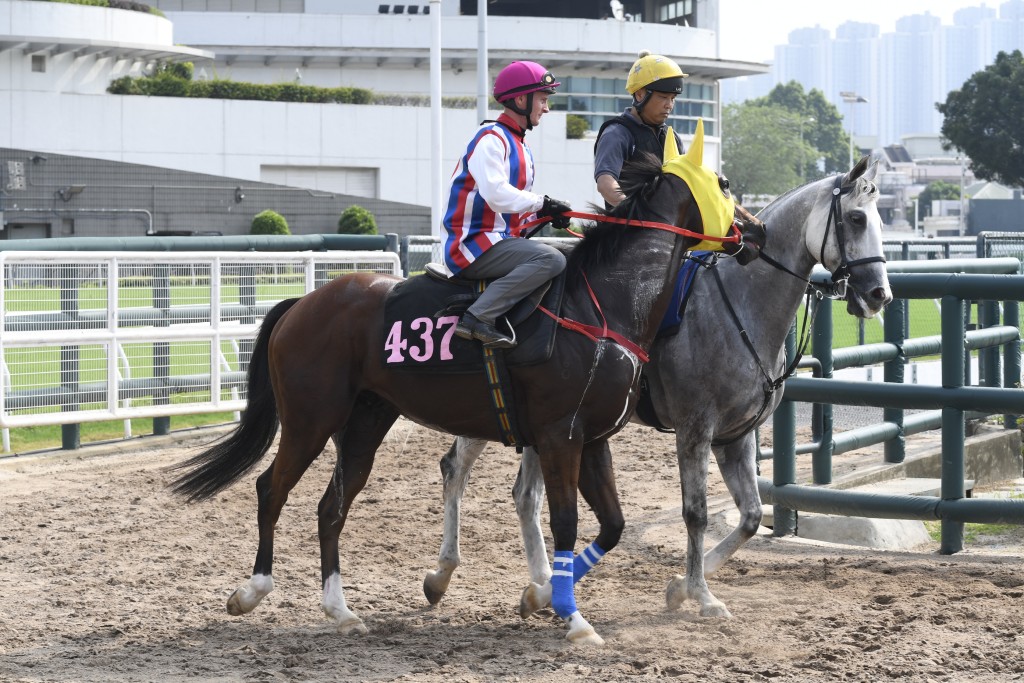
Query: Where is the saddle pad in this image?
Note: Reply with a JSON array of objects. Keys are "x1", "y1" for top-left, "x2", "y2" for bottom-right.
[
  {"x1": 381, "y1": 271, "x2": 565, "y2": 373},
  {"x1": 657, "y1": 251, "x2": 716, "y2": 338}
]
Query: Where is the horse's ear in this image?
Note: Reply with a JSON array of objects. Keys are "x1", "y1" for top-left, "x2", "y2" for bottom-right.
[
  {"x1": 663, "y1": 126, "x2": 680, "y2": 163},
  {"x1": 684, "y1": 119, "x2": 705, "y2": 166},
  {"x1": 844, "y1": 154, "x2": 877, "y2": 187}
]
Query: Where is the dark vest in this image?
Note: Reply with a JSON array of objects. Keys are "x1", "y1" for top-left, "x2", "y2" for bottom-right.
[{"x1": 594, "y1": 112, "x2": 683, "y2": 160}]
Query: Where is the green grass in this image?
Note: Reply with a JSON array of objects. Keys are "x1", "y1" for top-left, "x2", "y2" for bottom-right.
[
  {"x1": 924, "y1": 519, "x2": 1022, "y2": 544},
  {"x1": 4, "y1": 411, "x2": 237, "y2": 454}
]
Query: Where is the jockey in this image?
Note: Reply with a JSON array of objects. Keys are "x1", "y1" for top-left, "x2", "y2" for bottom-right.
[
  {"x1": 443, "y1": 61, "x2": 571, "y2": 350},
  {"x1": 594, "y1": 51, "x2": 687, "y2": 207}
]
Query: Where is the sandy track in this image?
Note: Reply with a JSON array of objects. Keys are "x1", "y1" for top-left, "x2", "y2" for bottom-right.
[{"x1": 1, "y1": 421, "x2": 1022, "y2": 682}]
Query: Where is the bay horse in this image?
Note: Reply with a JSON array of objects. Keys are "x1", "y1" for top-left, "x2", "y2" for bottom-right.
[
  {"x1": 169, "y1": 121, "x2": 764, "y2": 644},
  {"x1": 423, "y1": 156, "x2": 892, "y2": 620}
]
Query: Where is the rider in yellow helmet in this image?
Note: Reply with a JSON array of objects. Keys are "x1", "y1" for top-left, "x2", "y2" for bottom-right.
[{"x1": 594, "y1": 51, "x2": 688, "y2": 206}]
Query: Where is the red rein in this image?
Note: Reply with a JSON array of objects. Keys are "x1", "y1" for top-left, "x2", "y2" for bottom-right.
[{"x1": 518, "y1": 210, "x2": 742, "y2": 363}]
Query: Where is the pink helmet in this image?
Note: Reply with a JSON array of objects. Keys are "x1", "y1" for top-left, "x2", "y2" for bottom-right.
[{"x1": 492, "y1": 61, "x2": 560, "y2": 103}]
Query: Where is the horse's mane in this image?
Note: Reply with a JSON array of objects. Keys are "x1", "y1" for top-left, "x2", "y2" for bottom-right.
[{"x1": 566, "y1": 152, "x2": 665, "y2": 274}]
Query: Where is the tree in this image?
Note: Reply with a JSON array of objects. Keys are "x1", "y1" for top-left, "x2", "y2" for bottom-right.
[
  {"x1": 250, "y1": 209, "x2": 290, "y2": 235},
  {"x1": 337, "y1": 205, "x2": 378, "y2": 235},
  {"x1": 722, "y1": 103, "x2": 807, "y2": 201},
  {"x1": 915, "y1": 180, "x2": 961, "y2": 221},
  {"x1": 937, "y1": 50, "x2": 1024, "y2": 187},
  {"x1": 752, "y1": 81, "x2": 850, "y2": 175}
]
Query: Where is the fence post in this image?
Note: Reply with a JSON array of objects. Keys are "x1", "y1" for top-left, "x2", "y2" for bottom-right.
[
  {"x1": 980, "y1": 299, "x2": 1001, "y2": 388},
  {"x1": 153, "y1": 264, "x2": 171, "y2": 436},
  {"x1": 940, "y1": 294, "x2": 965, "y2": 555},
  {"x1": 59, "y1": 264, "x2": 80, "y2": 450},
  {"x1": 399, "y1": 235, "x2": 410, "y2": 277},
  {"x1": 1004, "y1": 298, "x2": 1021, "y2": 429},
  {"x1": 811, "y1": 297, "x2": 833, "y2": 484},
  {"x1": 772, "y1": 324, "x2": 798, "y2": 537},
  {"x1": 883, "y1": 297, "x2": 906, "y2": 463}
]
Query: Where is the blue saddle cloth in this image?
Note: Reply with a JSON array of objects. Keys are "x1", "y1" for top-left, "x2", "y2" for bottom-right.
[{"x1": 657, "y1": 251, "x2": 716, "y2": 336}]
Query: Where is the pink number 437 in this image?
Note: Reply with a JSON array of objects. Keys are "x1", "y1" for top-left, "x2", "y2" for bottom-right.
[{"x1": 385, "y1": 315, "x2": 460, "y2": 363}]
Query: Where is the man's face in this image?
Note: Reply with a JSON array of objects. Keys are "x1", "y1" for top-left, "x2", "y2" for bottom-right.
[
  {"x1": 529, "y1": 92, "x2": 551, "y2": 126},
  {"x1": 638, "y1": 89, "x2": 676, "y2": 126}
]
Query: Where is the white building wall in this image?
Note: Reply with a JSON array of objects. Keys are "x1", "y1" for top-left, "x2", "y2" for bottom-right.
[
  {"x1": 2, "y1": 89, "x2": 654, "y2": 212},
  {"x1": 1, "y1": 1, "x2": 726, "y2": 217}
]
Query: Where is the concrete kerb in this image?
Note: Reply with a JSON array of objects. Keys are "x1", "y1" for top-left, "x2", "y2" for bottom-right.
[{"x1": 0, "y1": 423, "x2": 238, "y2": 473}]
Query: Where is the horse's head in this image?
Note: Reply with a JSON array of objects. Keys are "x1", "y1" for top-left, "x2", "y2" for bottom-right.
[
  {"x1": 660, "y1": 120, "x2": 764, "y2": 256},
  {"x1": 807, "y1": 156, "x2": 892, "y2": 318}
]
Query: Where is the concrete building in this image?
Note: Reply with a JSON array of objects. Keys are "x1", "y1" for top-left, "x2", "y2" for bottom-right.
[{"x1": 0, "y1": 0, "x2": 766, "y2": 240}]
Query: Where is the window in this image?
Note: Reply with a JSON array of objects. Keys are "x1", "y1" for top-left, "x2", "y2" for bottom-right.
[{"x1": 31, "y1": 55, "x2": 45, "y2": 73}]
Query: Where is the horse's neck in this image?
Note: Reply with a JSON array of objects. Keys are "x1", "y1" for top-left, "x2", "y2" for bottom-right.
[
  {"x1": 718, "y1": 198, "x2": 818, "y2": 356},
  {"x1": 574, "y1": 230, "x2": 689, "y2": 351}
]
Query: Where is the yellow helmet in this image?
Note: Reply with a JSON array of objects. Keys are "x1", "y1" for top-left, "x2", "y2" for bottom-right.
[{"x1": 625, "y1": 51, "x2": 687, "y2": 95}]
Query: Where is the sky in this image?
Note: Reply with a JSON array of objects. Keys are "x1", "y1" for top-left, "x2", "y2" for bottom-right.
[{"x1": 718, "y1": 1, "x2": 974, "y2": 63}]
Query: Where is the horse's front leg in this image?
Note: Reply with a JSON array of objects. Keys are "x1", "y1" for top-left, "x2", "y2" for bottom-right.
[
  {"x1": 423, "y1": 436, "x2": 489, "y2": 605},
  {"x1": 519, "y1": 440, "x2": 623, "y2": 620},
  {"x1": 703, "y1": 432, "x2": 762, "y2": 576},
  {"x1": 665, "y1": 432, "x2": 730, "y2": 618},
  {"x1": 538, "y1": 439, "x2": 606, "y2": 646}
]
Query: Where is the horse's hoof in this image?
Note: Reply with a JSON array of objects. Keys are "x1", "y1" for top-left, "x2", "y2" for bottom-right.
[
  {"x1": 566, "y1": 614, "x2": 605, "y2": 646},
  {"x1": 518, "y1": 581, "x2": 552, "y2": 619},
  {"x1": 699, "y1": 602, "x2": 732, "y2": 619},
  {"x1": 226, "y1": 587, "x2": 260, "y2": 616},
  {"x1": 337, "y1": 616, "x2": 368, "y2": 636},
  {"x1": 567, "y1": 628, "x2": 605, "y2": 646},
  {"x1": 423, "y1": 570, "x2": 450, "y2": 605},
  {"x1": 665, "y1": 575, "x2": 687, "y2": 611}
]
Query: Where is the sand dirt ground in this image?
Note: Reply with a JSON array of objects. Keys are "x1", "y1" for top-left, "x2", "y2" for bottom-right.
[{"x1": 1, "y1": 421, "x2": 1022, "y2": 682}]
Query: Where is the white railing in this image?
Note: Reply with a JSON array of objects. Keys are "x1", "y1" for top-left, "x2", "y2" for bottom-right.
[{"x1": 0, "y1": 251, "x2": 400, "y2": 441}]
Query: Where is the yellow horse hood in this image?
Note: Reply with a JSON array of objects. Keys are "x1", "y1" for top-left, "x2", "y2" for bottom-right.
[{"x1": 661, "y1": 119, "x2": 735, "y2": 252}]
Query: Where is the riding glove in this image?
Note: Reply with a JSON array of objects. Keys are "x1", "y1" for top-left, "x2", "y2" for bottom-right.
[{"x1": 538, "y1": 195, "x2": 572, "y2": 230}]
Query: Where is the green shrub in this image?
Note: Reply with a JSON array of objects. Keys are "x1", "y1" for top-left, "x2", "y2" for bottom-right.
[
  {"x1": 250, "y1": 210, "x2": 290, "y2": 236},
  {"x1": 566, "y1": 114, "x2": 589, "y2": 139},
  {"x1": 337, "y1": 205, "x2": 378, "y2": 235}
]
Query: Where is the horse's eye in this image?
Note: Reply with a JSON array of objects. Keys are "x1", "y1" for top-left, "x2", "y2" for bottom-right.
[
  {"x1": 847, "y1": 210, "x2": 866, "y2": 227},
  {"x1": 719, "y1": 176, "x2": 730, "y2": 193}
]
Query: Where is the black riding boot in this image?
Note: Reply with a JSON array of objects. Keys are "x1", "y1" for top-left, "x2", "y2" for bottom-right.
[{"x1": 455, "y1": 313, "x2": 516, "y2": 349}]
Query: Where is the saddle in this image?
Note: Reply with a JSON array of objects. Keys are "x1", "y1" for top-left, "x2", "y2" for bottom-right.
[{"x1": 381, "y1": 264, "x2": 567, "y2": 373}]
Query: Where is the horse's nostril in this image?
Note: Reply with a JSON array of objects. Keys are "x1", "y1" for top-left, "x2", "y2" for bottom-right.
[{"x1": 872, "y1": 287, "x2": 892, "y2": 305}]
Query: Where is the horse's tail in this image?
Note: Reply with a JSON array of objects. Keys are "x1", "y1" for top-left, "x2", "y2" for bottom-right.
[{"x1": 168, "y1": 297, "x2": 301, "y2": 502}]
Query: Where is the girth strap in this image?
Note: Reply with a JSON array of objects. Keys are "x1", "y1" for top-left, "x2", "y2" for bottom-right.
[{"x1": 469, "y1": 280, "x2": 527, "y2": 447}]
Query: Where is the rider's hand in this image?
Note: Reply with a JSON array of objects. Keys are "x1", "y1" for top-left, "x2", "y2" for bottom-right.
[{"x1": 538, "y1": 195, "x2": 572, "y2": 230}]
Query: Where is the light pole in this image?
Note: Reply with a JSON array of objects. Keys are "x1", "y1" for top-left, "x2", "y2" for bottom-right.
[{"x1": 840, "y1": 91, "x2": 868, "y2": 168}]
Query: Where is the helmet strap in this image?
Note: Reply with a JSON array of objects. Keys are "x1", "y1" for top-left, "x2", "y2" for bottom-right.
[
  {"x1": 504, "y1": 92, "x2": 536, "y2": 130},
  {"x1": 633, "y1": 89, "x2": 652, "y2": 116}
]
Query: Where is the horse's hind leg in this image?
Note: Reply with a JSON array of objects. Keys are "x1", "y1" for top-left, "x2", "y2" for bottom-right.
[
  {"x1": 319, "y1": 393, "x2": 400, "y2": 634},
  {"x1": 516, "y1": 445, "x2": 554, "y2": 618},
  {"x1": 423, "y1": 436, "x2": 489, "y2": 605},
  {"x1": 703, "y1": 432, "x2": 762, "y2": 576},
  {"x1": 665, "y1": 431, "x2": 731, "y2": 618},
  {"x1": 227, "y1": 425, "x2": 330, "y2": 617}
]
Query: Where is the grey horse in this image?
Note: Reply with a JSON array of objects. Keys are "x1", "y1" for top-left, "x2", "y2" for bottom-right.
[{"x1": 422, "y1": 157, "x2": 893, "y2": 619}]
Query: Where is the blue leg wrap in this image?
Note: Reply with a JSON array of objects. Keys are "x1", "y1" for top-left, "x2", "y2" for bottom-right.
[
  {"x1": 572, "y1": 541, "x2": 606, "y2": 583},
  {"x1": 550, "y1": 551, "x2": 577, "y2": 619}
]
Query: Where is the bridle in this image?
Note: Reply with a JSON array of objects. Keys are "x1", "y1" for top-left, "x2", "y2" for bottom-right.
[
  {"x1": 759, "y1": 173, "x2": 887, "y2": 297},
  {"x1": 708, "y1": 173, "x2": 886, "y2": 445}
]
